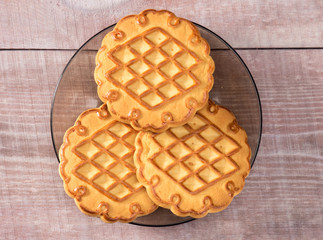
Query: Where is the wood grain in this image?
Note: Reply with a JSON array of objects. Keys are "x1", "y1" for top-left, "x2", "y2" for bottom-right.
[
  {"x1": 0, "y1": 49, "x2": 322, "y2": 239},
  {"x1": 1, "y1": 0, "x2": 322, "y2": 49}
]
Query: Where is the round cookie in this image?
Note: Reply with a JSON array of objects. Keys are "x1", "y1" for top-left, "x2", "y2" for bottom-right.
[
  {"x1": 134, "y1": 100, "x2": 251, "y2": 218},
  {"x1": 95, "y1": 9, "x2": 214, "y2": 132},
  {"x1": 59, "y1": 104, "x2": 157, "y2": 223}
]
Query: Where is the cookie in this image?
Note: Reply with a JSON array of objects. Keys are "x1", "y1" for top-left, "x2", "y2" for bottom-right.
[
  {"x1": 134, "y1": 100, "x2": 251, "y2": 218},
  {"x1": 59, "y1": 104, "x2": 157, "y2": 223},
  {"x1": 95, "y1": 9, "x2": 214, "y2": 132}
]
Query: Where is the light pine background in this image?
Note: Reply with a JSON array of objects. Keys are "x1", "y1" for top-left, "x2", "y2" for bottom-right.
[{"x1": 0, "y1": 1, "x2": 322, "y2": 239}]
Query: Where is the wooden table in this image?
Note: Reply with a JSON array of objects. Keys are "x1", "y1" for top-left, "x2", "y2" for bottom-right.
[{"x1": 1, "y1": 1, "x2": 322, "y2": 239}]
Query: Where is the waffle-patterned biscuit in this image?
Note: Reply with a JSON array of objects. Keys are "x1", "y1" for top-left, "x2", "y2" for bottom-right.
[
  {"x1": 59, "y1": 104, "x2": 157, "y2": 223},
  {"x1": 134, "y1": 100, "x2": 251, "y2": 218},
  {"x1": 95, "y1": 9, "x2": 214, "y2": 132}
]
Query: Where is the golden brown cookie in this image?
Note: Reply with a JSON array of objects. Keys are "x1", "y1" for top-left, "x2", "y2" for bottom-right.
[
  {"x1": 134, "y1": 100, "x2": 251, "y2": 218},
  {"x1": 95, "y1": 9, "x2": 214, "y2": 132},
  {"x1": 59, "y1": 104, "x2": 157, "y2": 223}
]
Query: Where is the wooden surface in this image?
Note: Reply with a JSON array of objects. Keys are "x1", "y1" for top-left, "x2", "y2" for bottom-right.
[
  {"x1": 1, "y1": 0, "x2": 323, "y2": 49},
  {"x1": 0, "y1": 1, "x2": 322, "y2": 239}
]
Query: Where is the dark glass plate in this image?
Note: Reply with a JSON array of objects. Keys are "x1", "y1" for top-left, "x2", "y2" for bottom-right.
[{"x1": 51, "y1": 23, "x2": 262, "y2": 227}]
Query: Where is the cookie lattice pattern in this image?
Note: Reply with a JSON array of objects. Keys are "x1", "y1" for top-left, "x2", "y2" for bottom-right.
[
  {"x1": 106, "y1": 27, "x2": 201, "y2": 110},
  {"x1": 72, "y1": 121, "x2": 141, "y2": 201},
  {"x1": 151, "y1": 113, "x2": 241, "y2": 194}
]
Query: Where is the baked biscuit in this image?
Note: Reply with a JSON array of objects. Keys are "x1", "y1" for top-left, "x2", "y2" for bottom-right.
[
  {"x1": 59, "y1": 104, "x2": 157, "y2": 223},
  {"x1": 95, "y1": 9, "x2": 214, "y2": 132},
  {"x1": 134, "y1": 100, "x2": 251, "y2": 218}
]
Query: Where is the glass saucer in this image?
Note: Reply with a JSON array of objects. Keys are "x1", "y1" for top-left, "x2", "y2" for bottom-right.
[{"x1": 50, "y1": 23, "x2": 262, "y2": 227}]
